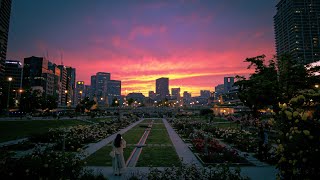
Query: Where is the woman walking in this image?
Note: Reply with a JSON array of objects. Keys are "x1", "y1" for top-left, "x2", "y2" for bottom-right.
[{"x1": 112, "y1": 134, "x2": 126, "y2": 176}]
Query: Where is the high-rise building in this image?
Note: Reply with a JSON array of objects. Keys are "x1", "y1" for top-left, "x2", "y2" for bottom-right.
[
  {"x1": 183, "y1": 91, "x2": 192, "y2": 105},
  {"x1": 274, "y1": 0, "x2": 320, "y2": 64},
  {"x1": 90, "y1": 75, "x2": 96, "y2": 100},
  {"x1": 95, "y1": 72, "x2": 110, "y2": 105},
  {"x1": 4, "y1": 60, "x2": 22, "y2": 107},
  {"x1": 106, "y1": 80, "x2": 121, "y2": 106},
  {"x1": 171, "y1": 88, "x2": 181, "y2": 100},
  {"x1": 22, "y1": 56, "x2": 49, "y2": 92},
  {"x1": 84, "y1": 85, "x2": 91, "y2": 99},
  {"x1": 156, "y1": 77, "x2": 169, "y2": 100},
  {"x1": 76, "y1": 81, "x2": 85, "y2": 104},
  {"x1": 48, "y1": 62, "x2": 61, "y2": 105},
  {"x1": 57, "y1": 65, "x2": 67, "y2": 106},
  {"x1": 0, "y1": 0, "x2": 12, "y2": 94},
  {"x1": 66, "y1": 67, "x2": 76, "y2": 106}
]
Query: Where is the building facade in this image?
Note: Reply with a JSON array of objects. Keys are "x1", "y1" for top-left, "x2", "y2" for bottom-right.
[
  {"x1": 171, "y1": 88, "x2": 181, "y2": 100},
  {"x1": 75, "y1": 81, "x2": 85, "y2": 104},
  {"x1": 4, "y1": 60, "x2": 22, "y2": 107},
  {"x1": 106, "y1": 80, "x2": 121, "y2": 106},
  {"x1": 156, "y1": 77, "x2": 169, "y2": 100},
  {"x1": 66, "y1": 67, "x2": 76, "y2": 106},
  {"x1": 57, "y1": 65, "x2": 67, "y2": 106},
  {"x1": 274, "y1": 0, "x2": 320, "y2": 64},
  {"x1": 0, "y1": 0, "x2": 12, "y2": 95}
]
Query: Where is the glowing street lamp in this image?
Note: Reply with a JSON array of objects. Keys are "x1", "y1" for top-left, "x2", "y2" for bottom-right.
[{"x1": 315, "y1": 84, "x2": 319, "y2": 88}]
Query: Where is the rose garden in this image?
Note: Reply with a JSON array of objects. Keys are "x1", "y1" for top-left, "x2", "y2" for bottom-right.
[{"x1": 0, "y1": 55, "x2": 319, "y2": 179}]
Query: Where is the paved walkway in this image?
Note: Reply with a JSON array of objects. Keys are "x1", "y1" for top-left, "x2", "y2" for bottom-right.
[
  {"x1": 81, "y1": 118, "x2": 144, "y2": 160},
  {"x1": 0, "y1": 138, "x2": 28, "y2": 147},
  {"x1": 162, "y1": 118, "x2": 202, "y2": 166}
]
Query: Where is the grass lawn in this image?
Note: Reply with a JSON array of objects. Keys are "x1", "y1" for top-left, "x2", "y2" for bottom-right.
[
  {"x1": 0, "y1": 120, "x2": 89, "y2": 142},
  {"x1": 122, "y1": 124, "x2": 146, "y2": 144},
  {"x1": 85, "y1": 144, "x2": 135, "y2": 166},
  {"x1": 137, "y1": 146, "x2": 181, "y2": 167}
]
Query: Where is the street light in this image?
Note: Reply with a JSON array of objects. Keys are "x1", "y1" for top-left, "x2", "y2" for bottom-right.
[
  {"x1": 65, "y1": 90, "x2": 68, "y2": 106},
  {"x1": 7, "y1": 77, "x2": 13, "y2": 109},
  {"x1": 315, "y1": 84, "x2": 319, "y2": 88}
]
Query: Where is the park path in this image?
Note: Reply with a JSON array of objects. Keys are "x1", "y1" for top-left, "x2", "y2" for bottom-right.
[
  {"x1": 81, "y1": 118, "x2": 144, "y2": 160},
  {"x1": 162, "y1": 118, "x2": 202, "y2": 166}
]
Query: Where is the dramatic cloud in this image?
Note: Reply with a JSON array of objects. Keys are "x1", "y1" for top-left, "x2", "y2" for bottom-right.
[{"x1": 7, "y1": 0, "x2": 277, "y2": 96}]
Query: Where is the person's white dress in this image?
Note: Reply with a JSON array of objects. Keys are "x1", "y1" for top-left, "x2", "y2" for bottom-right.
[{"x1": 112, "y1": 139, "x2": 126, "y2": 175}]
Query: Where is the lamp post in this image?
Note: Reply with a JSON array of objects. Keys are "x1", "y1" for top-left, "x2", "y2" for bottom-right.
[
  {"x1": 65, "y1": 90, "x2": 68, "y2": 106},
  {"x1": 7, "y1": 77, "x2": 13, "y2": 109}
]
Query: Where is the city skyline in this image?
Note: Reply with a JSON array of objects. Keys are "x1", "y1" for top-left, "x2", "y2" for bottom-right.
[{"x1": 7, "y1": 0, "x2": 276, "y2": 96}]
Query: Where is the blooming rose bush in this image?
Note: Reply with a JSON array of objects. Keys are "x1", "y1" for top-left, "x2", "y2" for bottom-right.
[{"x1": 276, "y1": 92, "x2": 320, "y2": 179}]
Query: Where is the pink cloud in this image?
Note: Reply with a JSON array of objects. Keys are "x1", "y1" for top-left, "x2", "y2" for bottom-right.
[{"x1": 128, "y1": 25, "x2": 167, "y2": 40}]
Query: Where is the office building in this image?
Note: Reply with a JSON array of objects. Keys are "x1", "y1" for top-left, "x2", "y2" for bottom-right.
[
  {"x1": 90, "y1": 75, "x2": 96, "y2": 100},
  {"x1": 106, "y1": 80, "x2": 121, "y2": 106},
  {"x1": 84, "y1": 85, "x2": 91, "y2": 99},
  {"x1": 0, "y1": 0, "x2": 12, "y2": 94},
  {"x1": 4, "y1": 60, "x2": 22, "y2": 107},
  {"x1": 156, "y1": 77, "x2": 169, "y2": 100},
  {"x1": 171, "y1": 88, "x2": 181, "y2": 100},
  {"x1": 274, "y1": 0, "x2": 320, "y2": 64},
  {"x1": 76, "y1": 81, "x2": 85, "y2": 104},
  {"x1": 148, "y1": 91, "x2": 156, "y2": 100},
  {"x1": 22, "y1": 56, "x2": 49, "y2": 91},
  {"x1": 66, "y1": 67, "x2": 76, "y2": 106},
  {"x1": 200, "y1": 90, "x2": 211, "y2": 99},
  {"x1": 48, "y1": 62, "x2": 61, "y2": 105}
]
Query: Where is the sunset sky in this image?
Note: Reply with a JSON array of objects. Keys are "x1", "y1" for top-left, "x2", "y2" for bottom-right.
[{"x1": 7, "y1": 0, "x2": 277, "y2": 96}]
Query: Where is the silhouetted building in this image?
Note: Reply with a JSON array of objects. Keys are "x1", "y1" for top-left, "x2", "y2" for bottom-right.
[
  {"x1": 57, "y1": 65, "x2": 67, "y2": 106},
  {"x1": 148, "y1": 91, "x2": 156, "y2": 100},
  {"x1": 156, "y1": 77, "x2": 169, "y2": 100},
  {"x1": 84, "y1": 85, "x2": 91, "y2": 99},
  {"x1": 200, "y1": 90, "x2": 211, "y2": 99},
  {"x1": 106, "y1": 80, "x2": 121, "y2": 106},
  {"x1": 48, "y1": 62, "x2": 61, "y2": 105},
  {"x1": 224, "y1": 77, "x2": 234, "y2": 93},
  {"x1": 66, "y1": 67, "x2": 76, "y2": 106},
  {"x1": 171, "y1": 88, "x2": 180, "y2": 100},
  {"x1": 4, "y1": 60, "x2": 22, "y2": 107},
  {"x1": 76, "y1": 81, "x2": 85, "y2": 104},
  {"x1": 0, "y1": 0, "x2": 12, "y2": 94},
  {"x1": 127, "y1": 92, "x2": 145, "y2": 103},
  {"x1": 90, "y1": 75, "x2": 96, "y2": 100},
  {"x1": 23, "y1": 56, "x2": 49, "y2": 91},
  {"x1": 274, "y1": 0, "x2": 320, "y2": 64}
]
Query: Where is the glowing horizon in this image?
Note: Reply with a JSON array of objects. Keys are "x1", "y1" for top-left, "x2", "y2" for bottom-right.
[{"x1": 7, "y1": 0, "x2": 276, "y2": 96}]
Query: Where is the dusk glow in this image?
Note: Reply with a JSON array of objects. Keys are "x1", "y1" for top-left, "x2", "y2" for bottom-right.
[{"x1": 7, "y1": 0, "x2": 276, "y2": 96}]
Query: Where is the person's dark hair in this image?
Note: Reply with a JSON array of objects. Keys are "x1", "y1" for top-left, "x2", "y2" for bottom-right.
[{"x1": 114, "y1": 134, "x2": 122, "y2": 148}]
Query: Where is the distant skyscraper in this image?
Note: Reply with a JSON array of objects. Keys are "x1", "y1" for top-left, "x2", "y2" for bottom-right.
[
  {"x1": 183, "y1": 91, "x2": 192, "y2": 105},
  {"x1": 0, "y1": 0, "x2": 12, "y2": 94},
  {"x1": 90, "y1": 75, "x2": 96, "y2": 100},
  {"x1": 66, "y1": 67, "x2": 76, "y2": 106},
  {"x1": 57, "y1": 65, "x2": 67, "y2": 106},
  {"x1": 84, "y1": 85, "x2": 91, "y2": 99},
  {"x1": 106, "y1": 80, "x2": 121, "y2": 106},
  {"x1": 95, "y1": 72, "x2": 110, "y2": 105},
  {"x1": 48, "y1": 62, "x2": 61, "y2": 105},
  {"x1": 274, "y1": 0, "x2": 320, "y2": 64},
  {"x1": 156, "y1": 77, "x2": 169, "y2": 100},
  {"x1": 76, "y1": 81, "x2": 85, "y2": 104},
  {"x1": 171, "y1": 88, "x2": 181, "y2": 100},
  {"x1": 4, "y1": 60, "x2": 22, "y2": 106},
  {"x1": 23, "y1": 56, "x2": 49, "y2": 91}
]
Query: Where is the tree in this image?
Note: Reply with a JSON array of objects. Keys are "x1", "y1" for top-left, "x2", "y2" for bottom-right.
[
  {"x1": 19, "y1": 89, "x2": 43, "y2": 112},
  {"x1": 235, "y1": 55, "x2": 280, "y2": 117}
]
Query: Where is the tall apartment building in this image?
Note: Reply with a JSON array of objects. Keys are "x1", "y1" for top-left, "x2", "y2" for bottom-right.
[
  {"x1": 0, "y1": 0, "x2": 12, "y2": 94},
  {"x1": 57, "y1": 65, "x2": 67, "y2": 106},
  {"x1": 156, "y1": 77, "x2": 169, "y2": 100},
  {"x1": 274, "y1": 0, "x2": 320, "y2": 64},
  {"x1": 90, "y1": 75, "x2": 96, "y2": 100}
]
